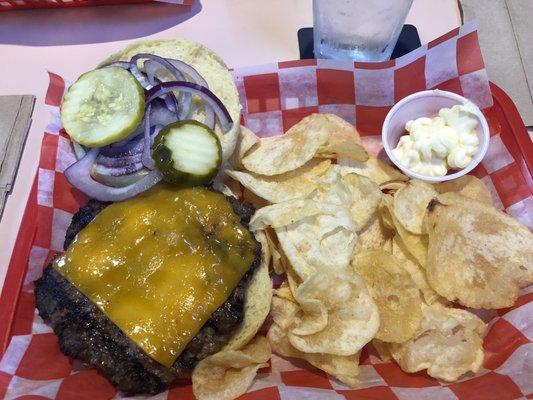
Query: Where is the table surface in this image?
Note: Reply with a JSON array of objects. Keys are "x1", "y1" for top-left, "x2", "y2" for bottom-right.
[{"x1": 0, "y1": 0, "x2": 461, "y2": 290}]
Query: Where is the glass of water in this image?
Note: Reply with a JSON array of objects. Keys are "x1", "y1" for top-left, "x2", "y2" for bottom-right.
[{"x1": 313, "y1": 0, "x2": 414, "y2": 61}]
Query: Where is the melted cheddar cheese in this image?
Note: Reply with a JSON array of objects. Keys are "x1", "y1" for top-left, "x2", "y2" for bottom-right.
[{"x1": 54, "y1": 184, "x2": 256, "y2": 367}]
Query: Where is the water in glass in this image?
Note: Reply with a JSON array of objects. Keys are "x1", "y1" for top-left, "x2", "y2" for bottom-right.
[{"x1": 313, "y1": 0, "x2": 414, "y2": 61}]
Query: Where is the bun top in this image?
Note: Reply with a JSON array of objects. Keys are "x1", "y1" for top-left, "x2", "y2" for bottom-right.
[{"x1": 101, "y1": 38, "x2": 241, "y2": 161}]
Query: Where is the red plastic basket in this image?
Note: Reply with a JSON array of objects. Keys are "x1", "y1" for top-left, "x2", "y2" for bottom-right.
[
  {"x1": 1, "y1": 24, "x2": 532, "y2": 396},
  {"x1": 0, "y1": 0, "x2": 194, "y2": 11}
]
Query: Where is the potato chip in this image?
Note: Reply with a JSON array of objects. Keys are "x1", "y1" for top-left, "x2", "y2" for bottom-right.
[
  {"x1": 287, "y1": 281, "x2": 328, "y2": 337},
  {"x1": 320, "y1": 113, "x2": 362, "y2": 142},
  {"x1": 226, "y1": 159, "x2": 331, "y2": 203},
  {"x1": 213, "y1": 127, "x2": 257, "y2": 197},
  {"x1": 388, "y1": 303, "x2": 486, "y2": 382},
  {"x1": 268, "y1": 323, "x2": 360, "y2": 387},
  {"x1": 351, "y1": 251, "x2": 422, "y2": 343},
  {"x1": 276, "y1": 210, "x2": 357, "y2": 280},
  {"x1": 269, "y1": 291, "x2": 360, "y2": 386},
  {"x1": 264, "y1": 229, "x2": 287, "y2": 275},
  {"x1": 241, "y1": 114, "x2": 330, "y2": 176},
  {"x1": 382, "y1": 237, "x2": 393, "y2": 253},
  {"x1": 287, "y1": 268, "x2": 379, "y2": 356},
  {"x1": 274, "y1": 282, "x2": 293, "y2": 297},
  {"x1": 242, "y1": 187, "x2": 270, "y2": 209},
  {"x1": 391, "y1": 235, "x2": 440, "y2": 305},
  {"x1": 380, "y1": 181, "x2": 408, "y2": 191},
  {"x1": 426, "y1": 192, "x2": 533, "y2": 309},
  {"x1": 382, "y1": 194, "x2": 428, "y2": 267},
  {"x1": 250, "y1": 199, "x2": 342, "y2": 231},
  {"x1": 216, "y1": 176, "x2": 243, "y2": 199},
  {"x1": 394, "y1": 223, "x2": 428, "y2": 269},
  {"x1": 339, "y1": 155, "x2": 408, "y2": 186},
  {"x1": 342, "y1": 172, "x2": 382, "y2": 231},
  {"x1": 310, "y1": 166, "x2": 381, "y2": 231},
  {"x1": 291, "y1": 295, "x2": 328, "y2": 336},
  {"x1": 435, "y1": 175, "x2": 493, "y2": 206},
  {"x1": 271, "y1": 287, "x2": 301, "y2": 326},
  {"x1": 393, "y1": 180, "x2": 437, "y2": 234},
  {"x1": 311, "y1": 165, "x2": 353, "y2": 205},
  {"x1": 212, "y1": 159, "x2": 241, "y2": 198},
  {"x1": 372, "y1": 339, "x2": 392, "y2": 362},
  {"x1": 378, "y1": 195, "x2": 395, "y2": 231},
  {"x1": 314, "y1": 114, "x2": 368, "y2": 162},
  {"x1": 354, "y1": 215, "x2": 393, "y2": 253},
  {"x1": 192, "y1": 336, "x2": 271, "y2": 400},
  {"x1": 286, "y1": 265, "x2": 302, "y2": 294},
  {"x1": 230, "y1": 125, "x2": 259, "y2": 169}
]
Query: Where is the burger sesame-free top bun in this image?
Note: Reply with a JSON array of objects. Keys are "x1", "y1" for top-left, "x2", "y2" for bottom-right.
[
  {"x1": 100, "y1": 39, "x2": 241, "y2": 162},
  {"x1": 222, "y1": 230, "x2": 272, "y2": 351}
]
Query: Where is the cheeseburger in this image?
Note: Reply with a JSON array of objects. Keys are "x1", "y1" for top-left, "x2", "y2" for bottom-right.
[{"x1": 34, "y1": 39, "x2": 272, "y2": 396}]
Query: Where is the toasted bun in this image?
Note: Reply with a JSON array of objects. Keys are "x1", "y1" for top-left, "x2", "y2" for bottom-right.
[
  {"x1": 100, "y1": 39, "x2": 241, "y2": 162},
  {"x1": 223, "y1": 230, "x2": 272, "y2": 351}
]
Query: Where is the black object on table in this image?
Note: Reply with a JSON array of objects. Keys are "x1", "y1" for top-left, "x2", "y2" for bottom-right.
[{"x1": 298, "y1": 25, "x2": 421, "y2": 60}]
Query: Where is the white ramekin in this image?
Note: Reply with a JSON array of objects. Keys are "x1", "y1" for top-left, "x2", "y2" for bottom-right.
[{"x1": 382, "y1": 90, "x2": 490, "y2": 183}]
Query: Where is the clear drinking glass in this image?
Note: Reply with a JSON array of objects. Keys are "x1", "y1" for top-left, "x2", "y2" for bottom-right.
[{"x1": 313, "y1": 0, "x2": 414, "y2": 61}]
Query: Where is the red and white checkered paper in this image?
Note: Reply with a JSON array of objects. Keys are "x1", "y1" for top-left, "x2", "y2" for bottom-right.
[{"x1": 1, "y1": 22, "x2": 532, "y2": 400}]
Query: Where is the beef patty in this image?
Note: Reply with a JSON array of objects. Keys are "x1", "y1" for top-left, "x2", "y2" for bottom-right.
[{"x1": 35, "y1": 196, "x2": 261, "y2": 395}]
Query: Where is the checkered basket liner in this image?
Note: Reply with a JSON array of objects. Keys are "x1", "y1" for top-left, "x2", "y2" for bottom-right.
[{"x1": 0, "y1": 22, "x2": 532, "y2": 400}]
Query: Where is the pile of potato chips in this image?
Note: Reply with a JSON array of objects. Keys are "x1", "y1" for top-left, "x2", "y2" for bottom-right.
[{"x1": 217, "y1": 114, "x2": 533, "y2": 391}]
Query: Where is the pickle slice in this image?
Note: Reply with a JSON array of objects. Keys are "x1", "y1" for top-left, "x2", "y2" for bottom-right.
[
  {"x1": 152, "y1": 120, "x2": 222, "y2": 187},
  {"x1": 61, "y1": 67, "x2": 145, "y2": 147}
]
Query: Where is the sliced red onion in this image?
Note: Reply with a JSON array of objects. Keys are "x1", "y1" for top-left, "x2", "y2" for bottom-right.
[
  {"x1": 144, "y1": 60, "x2": 162, "y2": 86},
  {"x1": 139, "y1": 122, "x2": 164, "y2": 170},
  {"x1": 150, "y1": 87, "x2": 179, "y2": 120},
  {"x1": 97, "y1": 152, "x2": 142, "y2": 167},
  {"x1": 146, "y1": 82, "x2": 232, "y2": 132},
  {"x1": 150, "y1": 125, "x2": 164, "y2": 141},
  {"x1": 132, "y1": 53, "x2": 183, "y2": 93},
  {"x1": 100, "y1": 137, "x2": 144, "y2": 157},
  {"x1": 135, "y1": 54, "x2": 184, "y2": 83},
  {"x1": 140, "y1": 55, "x2": 209, "y2": 87},
  {"x1": 141, "y1": 55, "x2": 209, "y2": 120},
  {"x1": 94, "y1": 161, "x2": 144, "y2": 176},
  {"x1": 111, "y1": 116, "x2": 146, "y2": 147},
  {"x1": 164, "y1": 93, "x2": 180, "y2": 115},
  {"x1": 129, "y1": 60, "x2": 151, "y2": 89},
  {"x1": 168, "y1": 59, "x2": 208, "y2": 86},
  {"x1": 94, "y1": 169, "x2": 150, "y2": 188},
  {"x1": 165, "y1": 60, "x2": 208, "y2": 121},
  {"x1": 143, "y1": 59, "x2": 180, "y2": 85},
  {"x1": 72, "y1": 142, "x2": 87, "y2": 160},
  {"x1": 101, "y1": 122, "x2": 163, "y2": 159},
  {"x1": 141, "y1": 55, "x2": 193, "y2": 119},
  {"x1": 165, "y1": 61, "x2": 212, "y2": 125},
  {"x1": 145, "y1": 60, "x2": 180, "y2": 115},
  {"x1": 204, "y1": 106, "x2": 215, "y2": 129},
  {"x1": 150, "y1": 98, "x2": 178, "y2": 126},
  {"x1": 65, "y1": 148, "x2": 162, "y2": 202},
  {"x1": 175, "y1": 91, "x2": 191, "y2": 121},
  {"x1": 142, "y1": 103, "x2": 155, "y2": 170},
  {"x1": 103, "y1": 102, "x2": 170, "y2": 154}
]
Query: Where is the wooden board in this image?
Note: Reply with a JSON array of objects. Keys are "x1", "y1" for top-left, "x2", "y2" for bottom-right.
[{"x1": 0, "y1": 95, "x2": 35, "y2": 219}]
